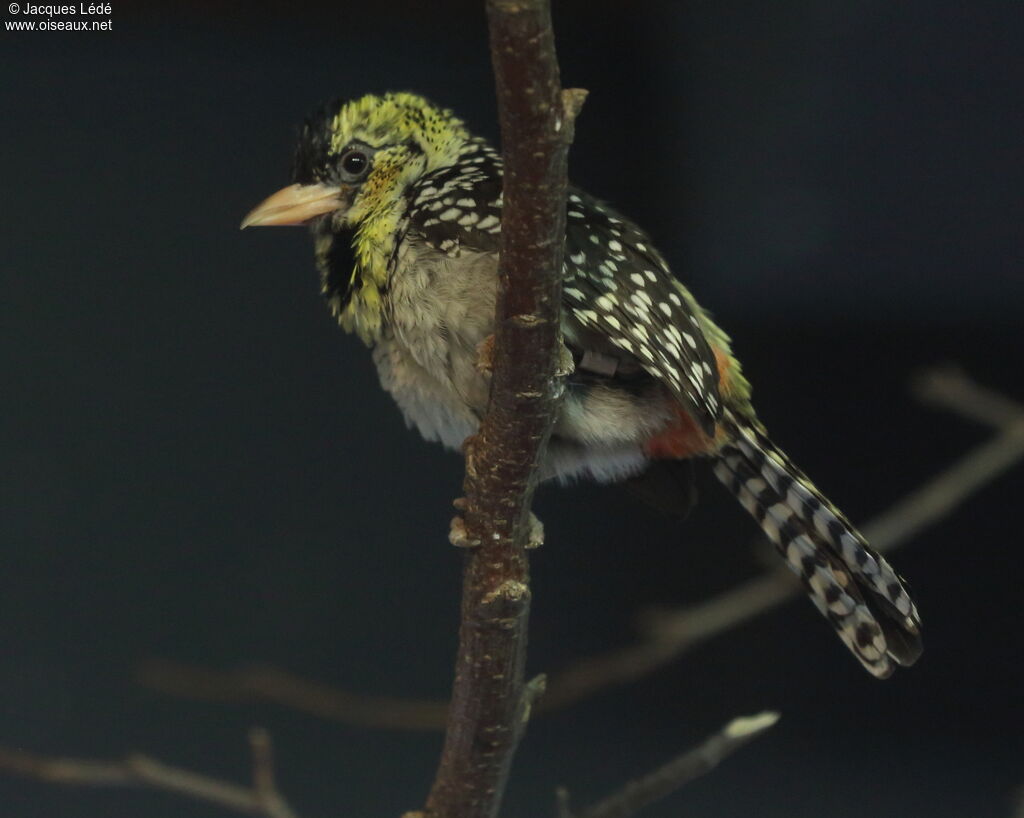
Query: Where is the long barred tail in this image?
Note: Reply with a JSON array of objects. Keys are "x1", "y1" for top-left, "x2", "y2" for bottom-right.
[{"x1": 712, "y1": 413, "x2": 922, "y2": 678}]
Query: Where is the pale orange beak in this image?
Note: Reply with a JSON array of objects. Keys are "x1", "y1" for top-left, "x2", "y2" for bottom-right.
[{"x1": 240, "y1": 183, "x2": 344, "y2": 229}]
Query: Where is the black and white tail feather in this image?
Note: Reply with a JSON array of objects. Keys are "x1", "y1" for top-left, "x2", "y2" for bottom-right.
[{"x1": 712, "y1": 411, "x2": 922, "y2": 678}]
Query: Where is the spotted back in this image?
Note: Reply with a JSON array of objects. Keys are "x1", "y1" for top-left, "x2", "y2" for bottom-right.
[
  {"x1": 405, "y1": 138, "x2": 504, "y2": 257},
  {"x1": 402, "y1": 147, "x2": 722, "y2": 434},
  {"x1": 560, "y1": 190, "x2": 721, "y2": 435}
]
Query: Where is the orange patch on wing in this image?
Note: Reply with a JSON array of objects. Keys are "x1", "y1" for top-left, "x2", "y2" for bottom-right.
[
  {"x1": 712, "y1": 344, "x2": 733, "y2": 398},
  {"x1": 644, "y1": 344, "x2": 733, "y2": 460}
]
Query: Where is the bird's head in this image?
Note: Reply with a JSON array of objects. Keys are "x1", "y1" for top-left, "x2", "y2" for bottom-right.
[{"x1": 242, "y1": 92, "x2": 472, "y2": 342}]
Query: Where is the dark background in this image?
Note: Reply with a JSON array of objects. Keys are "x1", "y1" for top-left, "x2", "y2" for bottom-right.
[{"x1": 2, "y1": 1, "x2": 1022, "y2": 816}]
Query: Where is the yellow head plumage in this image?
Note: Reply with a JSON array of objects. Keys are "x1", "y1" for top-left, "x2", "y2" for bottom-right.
[
  {"x1": 301, "y1": 93, "x2": 472, "y2": 343},
  {"x1": 243, "y1": 92, "x2": 475, "y2": 344}
]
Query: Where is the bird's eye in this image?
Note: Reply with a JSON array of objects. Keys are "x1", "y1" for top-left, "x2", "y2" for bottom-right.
[{"x1": 340, "y1": 148, "x2": 370, "y2": 180}]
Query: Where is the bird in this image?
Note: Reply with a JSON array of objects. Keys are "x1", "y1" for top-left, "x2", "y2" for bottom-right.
[{"x1": 241, "y1": 91, "x2": 921, "y2": 678}]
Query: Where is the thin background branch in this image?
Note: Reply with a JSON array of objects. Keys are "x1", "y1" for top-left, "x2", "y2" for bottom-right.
[
  {"x1": 0, "y1": 729, "x2": 299, "y2": 818},
  {"x1": 557, "y1": 712, "x2": 779, "y2": 818},
  {"x1": 504, "y1": 366, "x2": 1024, "y2": 710},
  {"x1": 138, "y1": 368, "x2": 1024, "y2": 726}
]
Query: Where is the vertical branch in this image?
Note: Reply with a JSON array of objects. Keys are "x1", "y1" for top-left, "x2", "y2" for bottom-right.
[{"x1": 423, "y1": 2, "x2": 584, "y2": 817}]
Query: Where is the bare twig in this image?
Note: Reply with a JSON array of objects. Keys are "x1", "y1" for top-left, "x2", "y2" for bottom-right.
[
  {"x1": 559, "y1": 712, "x2": 779, "y2": 818},
  {"x1": 0, "y1": 730, "x2": 299, "y2": 818},
  {"x1": 141, "y1": 370, "x2": 1024, "y2": 726},
  {"x1": 137, "y1": 659, "x2": 449, "y2": 730},
  {"x1": 421, "y1": 3, "x2": 583, "y2": 817},
  {"x1": 913, "y1": 365, "x2": 1024, "y2": 428},
  {"x1": 546, "y1": 367, "x2": 1024, "y2": 708}
]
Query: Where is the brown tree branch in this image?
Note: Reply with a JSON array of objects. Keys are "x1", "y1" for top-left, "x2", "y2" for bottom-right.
[
  {"x1": 557, "y1": 712, "x2": 779, "y2": 818},
  {"x1": 0, "y1": 729, "x2": 299, "y2": 818},
  {"x1": 138, "y1": 368, "x2": 1024, "y2": 727},
  {"x1": 421, "y1": 2, "x2": 583, "y2": 817}
]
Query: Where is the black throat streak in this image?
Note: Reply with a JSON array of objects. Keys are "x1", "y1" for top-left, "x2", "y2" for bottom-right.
[{"x1": 316, "y1": 222, "x2": 359, "y2": 316}]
